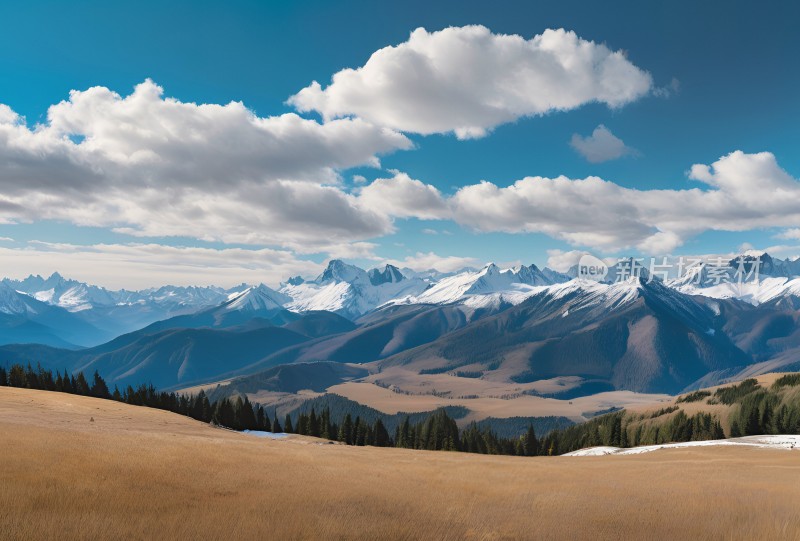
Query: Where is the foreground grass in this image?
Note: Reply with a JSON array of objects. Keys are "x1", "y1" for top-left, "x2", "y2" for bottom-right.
[{"x1": 1, "y1": 387, "x2": 799, "y2": 540}]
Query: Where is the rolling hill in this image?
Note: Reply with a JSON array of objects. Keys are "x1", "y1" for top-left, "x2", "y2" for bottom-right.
[{"x1": 2, "y1": 386, "x2": 799, "y2": 541}]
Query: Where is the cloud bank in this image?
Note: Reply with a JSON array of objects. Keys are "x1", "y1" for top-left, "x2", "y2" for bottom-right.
[
  {"x1": 366, "y1": 151, "x2": 800, "y2": 254},
  {"x1": 0, "y1": 80, "x2": 410, "y2": 249}
]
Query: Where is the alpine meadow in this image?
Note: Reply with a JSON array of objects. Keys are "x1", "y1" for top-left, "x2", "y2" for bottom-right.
[{"x1": 1, "y1": 1, "x2": 800, "y2": 540}]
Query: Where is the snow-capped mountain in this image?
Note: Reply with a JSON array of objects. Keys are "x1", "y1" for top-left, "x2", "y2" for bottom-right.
[
  {"x1": 222, "y1": 284, "x2": 292, "y2": 312},
  {"x1": 669, "y1": 252, "x2": 800, "y2": 305},
  {"x1": 7, "y1": 272, "x2": 119, "y2": 312},
  {"x1": 281, "y1": 261, "x2": 429, "y2": 319},
  {"x1": 368, "y1": 264, "x2": 405, "y2": 285},
  {"x1": 0, "y1": 281, "x2": 42, "y2": 316},
  {"x1": 5, "y1": 272, "x2": 238, "y2": 313},
  {"x1": 7, "y1": 250, "x2": 800, "y2": 350},
  {"x1": 390, "y1": 263, "x2": 569, "y2": 308},
  {"x1": 0, "y1": 281, "x2": 109, "y2": 347}
]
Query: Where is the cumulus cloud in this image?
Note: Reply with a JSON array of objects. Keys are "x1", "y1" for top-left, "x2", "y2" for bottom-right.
[
  {"x1": 357, "y1": 171, "x2": 449, "y2": 219},
  {"x1": 289, "y1": 26, "x2": 652, "y2": 139},
  {"x1": 546, "y1": 249, "x2": 591, "y2": 272},
  {"x1": 570, "y1": 125, "x2": 636, "y2": 163},
  {"x1": 0, "y1": 80, "x2": 411, "y2": 249},
  {"x1": 363, "y1": 151, "x2": 800, "y2": 254},
  {"x1": 0, "y1": 242, "x2": 325, "y2": 289}
]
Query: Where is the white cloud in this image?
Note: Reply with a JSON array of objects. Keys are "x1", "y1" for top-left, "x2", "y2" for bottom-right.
[
  {"x1": 289, "y1": 26, "x2": 652, "y2": 139},
  {"x1": 357, "y1": 172, "x2": 449, "y2": 219},
  {"x1": 362, "y1": 151, "x2": 800, "y2": 254},
  {"x1": 0, "y1": 242, "x2": 325, "y2": 289},
  {"x1": 546, "y1": 249, "x2": 591, "y2": 272},
  {"x1": 570, "y1": 125, "x2": 635, "y2": 163},
  {"x1": 0, "y1": 80, "x2": 411, "y2": 249},
  {"x1": 385, "y1": 251, "x2": 481, "y2": 273},
  {"x1": 776, "y1": 229, "x2": 800, "y2": 240}
]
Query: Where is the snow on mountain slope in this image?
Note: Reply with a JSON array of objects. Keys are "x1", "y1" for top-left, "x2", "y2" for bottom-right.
[
  {"x1": 390, "y1": 263, "x2": 569, "y2": 307},
  {"x1": 223, "y1": 285, "x2": 292, "y2": 312},
  {"x1": 281, "y1": 261, "x2": 428, "y2": 319},
  {"x1": 0, "y1": 282, "x2": 38, "y2": 315},
  {"x1": 674, "y1": 276, "x2": 800, "y2": 305},
  {"x1": 6, "y1": 273, "x2": 235, "y2": 313},
  {"x1": 9, "y1": 273, "x2": 118, "y2": 312}
]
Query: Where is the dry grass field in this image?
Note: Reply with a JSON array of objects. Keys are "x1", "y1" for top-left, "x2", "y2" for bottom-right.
[{"x1": 2, "y1": 387, "x2": 799, "y2": 541}]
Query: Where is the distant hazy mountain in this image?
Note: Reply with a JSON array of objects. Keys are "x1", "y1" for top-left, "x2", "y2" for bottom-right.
[
  {"x1": 4, "y1": 251, "x2": 800, "y2": 398},
  {"x1": 4, "y1": 273, "x2": 248, "y2": 343},
  {"x1": 0, "y1": 308, "x2": 357, "y2": 389},
  {"x1": 0, "y1": 282, "x2": 109, "y2": 347}
]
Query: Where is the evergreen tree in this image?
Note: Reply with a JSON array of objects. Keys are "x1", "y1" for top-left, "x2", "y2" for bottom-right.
[
  {"x1": 256, "y1": 405, "x2": 266, "y2": 430},
  {"x1": 0, "y1": 365, "x2": 7, "y2": 386},
  {"x1": 283, "y1": 414, "x2": 294, "y2": 434},
  {"x1": 729, "y1": 419, "x2": 741, "y2": 438},
  {"x1": 339, "y1": 414, "x2": 353, "y2": 445},
  {"x1": 8, "y1": 364, "x2": 26, "y2": 387},
  {"x1": 90, "y1": 371, "x2": 111, "y2": 399},
  {"x1": 74, "y1": 372, "x2": 91, "y2": 395},
  {"x1": 272, "y1": 413, "x2": 283, "y2": 433},
  {"x1": 373, "y1": 419, "x2": 390, "y2": 447},
  {"x1": 308, "y1": 408, "x2": 320, "y2": 437},
  {"x1": 523, "y1": 424, "x2": 538, "y2": 456}
]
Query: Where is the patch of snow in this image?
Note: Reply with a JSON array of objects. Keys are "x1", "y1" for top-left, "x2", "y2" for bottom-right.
[
  {"x1": 563, "y1": 435, "x2": 800, "y2": 456},
  {"x1": 242, "y1": 430, "x2": 289, "y2": 439}
]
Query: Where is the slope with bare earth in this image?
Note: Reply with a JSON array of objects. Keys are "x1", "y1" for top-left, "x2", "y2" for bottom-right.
[{"x1": 2, "y1": 387, "x2": 799, "y2": 541}]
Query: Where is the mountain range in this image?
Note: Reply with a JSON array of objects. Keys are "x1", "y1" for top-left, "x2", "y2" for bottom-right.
[{"x1": 2, "y1": 252, "x2": 800, "y2": 420}]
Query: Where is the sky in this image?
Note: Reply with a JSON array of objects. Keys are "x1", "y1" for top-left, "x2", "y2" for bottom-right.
[{"x1": 1, "y1": 0, "x2": 799, "y2": 288}]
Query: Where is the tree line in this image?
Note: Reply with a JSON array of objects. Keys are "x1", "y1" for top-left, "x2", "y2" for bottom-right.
[
  {"x1": 2, "y1": 363, "x2": 799, "y2": 456},
  {"x1": 0, "y1": 362, "x2": 541, "y2": 455}
]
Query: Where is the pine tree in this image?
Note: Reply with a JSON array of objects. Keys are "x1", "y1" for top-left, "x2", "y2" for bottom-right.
[
  {"x1": 256, "y1": 405, "x2": 266, "y2": 430},
  {"x1": 74, "y1": 372, "x2": 91, "y2": 395},
  {"x1": 284, "y1": 414, "x2": 294, "y2": 434},
  {"x1": 373, "y1": 419, "x2": 390, "y2": 447},
  {"x1": 296, "y1": 413, "x2": 309, "y2": 435},
  {"x1": 729, "y1": 419, "x2": 741, "y2": 437},
  {"x1": 339, "y1": 414, "x2": 353, "y2": 445},
  {"x1": 8, "y1": 364, "x2": 26, "y2": 387},
  {"x1": 308, "y1": 408, "x2": 320, "y2": 437},
  {"x1": 0, "y1": 365, "x2": 8, "y2": 386},
  {"x1": 90, "y1": 371, "x2": 111, "y2": 399},
  {"x1": 272, "y1": 413, "x2": 283, "y2": 433},
  {"x1": 745, "y1": 405, "x2": 761, "y2": 435},
  {"x1": 523, "y1": 424, "x2": 538, "y2": 456}
]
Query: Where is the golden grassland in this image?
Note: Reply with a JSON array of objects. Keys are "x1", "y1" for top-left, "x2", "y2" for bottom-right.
[{"x1": 1, "y1": 387, "x2": 799, "y2": 541}]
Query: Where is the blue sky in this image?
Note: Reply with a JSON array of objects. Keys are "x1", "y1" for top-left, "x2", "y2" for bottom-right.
[{"x1": 1, "y1": 0, "x2": 799, "y2": 287}]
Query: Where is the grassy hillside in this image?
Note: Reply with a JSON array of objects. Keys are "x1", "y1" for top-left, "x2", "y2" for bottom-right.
[
  {"x1": 539, "y1": 372, "x2": 800, "y2": 454},
  {"x1": 2, "y1": 387, "x2": 800, "y2": 540}
]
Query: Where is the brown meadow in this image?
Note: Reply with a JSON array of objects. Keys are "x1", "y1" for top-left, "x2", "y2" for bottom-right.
[{"x1": 1, "y1": 387, "x2": 799, "y2": 540}]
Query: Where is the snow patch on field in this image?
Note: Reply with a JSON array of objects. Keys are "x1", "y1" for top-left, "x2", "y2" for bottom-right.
[
  {"x1": 242, "y1": 430, "x2": 289, "y2": 439},
  {"x1": 563, "y1": 435, "x2": 800, "y2": 456}
]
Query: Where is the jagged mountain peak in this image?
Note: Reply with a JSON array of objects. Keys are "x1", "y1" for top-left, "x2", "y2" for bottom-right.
[
  {"x1": 316, "y1": 260, "x2": 369, "y2": 285},
  {"x1": 223, "y1": 284, "x2": 291, "y2": 312},
  {"x1": 368, "y1": 264, "x2": 405, "y2": 286}
]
